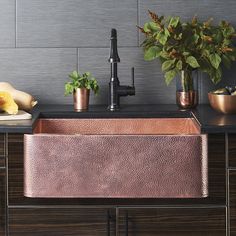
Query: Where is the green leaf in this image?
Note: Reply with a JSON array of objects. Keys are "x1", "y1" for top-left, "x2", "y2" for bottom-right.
[
  {"x1": 69, "y1": 70, "x2": 79, "y2": 80},
  {"x1": 222, "y1": 54, "x2": 231, "y2": 69},
  {"x1": 164, "y1": 69, "x2": 176, "y2": 85},
  {"x1": 149, "y1": 22, "x2": 159, "y2": 31},
  {"x1": 64, "y1": 83, "x2": 74, "y2": 96},
  {"x1": 164, "y1": 28, "x2": 170, "y2": 37},
  {"x1": 214, "y1": 31, "x2": 223, "y2": 43},
  {"x1": 212, "y1": 68, "x2": 222, "y2": 84},
  {"x1": 156, "y1": 31, "x2": 168, "y2": 45},
  {"x1": 144, "y1": 46, "x2": 161, "y2": 61},
  {"x1": 176, "y1": 60, "x2": 183, "y2": 70},
  {"x1": 143, "y1": 23, "x2": 151, "y2": 33},
  {"x1": 160, "y1": 51, "x2": 170, "y2": 59},
  {"x1": 193, "y1": 34, "x2": 199, "y2": 44},
  {"x1": 161, "y1": 59, "x2": 175, "y2": 71},
  {"x1": 84, "y1": 72, "x2": 91, "y2": 78},
  {"x1": 202, "y1": 49, "x2": 210, "y2": 57},
  {"x1": 168, "y1": 17, "x2": 179, "y2": 28},
  {"x1": 223, "y1": 26, "x2": 235, "y2": 37},
  {"x1": 209, "y1": 53, "x2": 221, "y2": 69},
  {"x1": 186, "y1": 56, "x2": 200, "y2": 68},
  {"x1": 143, "y1": 22, "x2": 159, "y2": 33},
  {"x1": 183, "y1": 52, "x2": 190, "y2": 56}
]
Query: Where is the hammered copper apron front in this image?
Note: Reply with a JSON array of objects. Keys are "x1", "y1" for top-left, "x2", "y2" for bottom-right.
[{"x1": 24, "y1": 118, "x2": 208, "y2": 198}]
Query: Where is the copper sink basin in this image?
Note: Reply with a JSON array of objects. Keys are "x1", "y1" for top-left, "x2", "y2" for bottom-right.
[
  {"x1": 32, "y1": 118, "x2": 200, "y2": 135},
  {"x1": 24, "y1": 118, "x2": 208, "y2": 198}
]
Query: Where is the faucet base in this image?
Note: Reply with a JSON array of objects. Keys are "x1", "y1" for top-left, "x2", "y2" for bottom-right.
[{"x1": 107, "y1": 104, "x2": 120, "y2": 111}]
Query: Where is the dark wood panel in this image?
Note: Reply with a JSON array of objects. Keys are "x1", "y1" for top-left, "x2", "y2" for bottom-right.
[
  {"x1": 0, "y1": 170, "x2": 6, "y2": 235},
  {"x1": 8, "y1": 134, "x2": 226, "y2": 205},
  {"x1": 229, "y1": 171, "x2": 236, "y2": 235},
  {"x1": 0, "y1": 134, "x2": 5, "y2": 155},
  {"x1": 228, "y1": 134, "x2": 236, "y2": 167},
  {"x1": 118, "y1": 208, "x2": 226, "y2": 236},
  {"x1": 0, "y1": 134, "x2": 5, "y2": 167},
  {"x1": 9, "y1": 208, "x2": 115, "y2": 236}
]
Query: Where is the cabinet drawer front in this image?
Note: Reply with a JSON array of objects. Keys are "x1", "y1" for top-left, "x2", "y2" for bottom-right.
[
  {"x1": 118, "y1": 208, "x2": 226, "y2": 236},
  {"x1": 0, "y1": 134, "x2": 5, "y2": 155},
  {"x1": 0, "y1": 170, "x2": 6, "y2": 235},
  {"x1": 0, "y1": 134, "x2": 5, "y2": 167},
  {"x1": 9, "y1": 208, "x2": 115, "y2": 236},
  {"x1": 229, "y1": 170, "x2": 236, "y2": 235},
  {"x1": 228, "y1": 134, "x2": 236, "y2": 167}
]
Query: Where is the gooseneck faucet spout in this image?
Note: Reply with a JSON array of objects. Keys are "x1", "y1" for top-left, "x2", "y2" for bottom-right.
[
  {"x1": 108, "y1": 29, "x2": 135, "y2": 111},
  {"x1": 109, "y1": 29, "x2": 120, "y2": 64}
]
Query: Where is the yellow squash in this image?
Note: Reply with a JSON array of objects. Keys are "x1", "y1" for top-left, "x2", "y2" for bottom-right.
[
  {"x1": 0, "y1": 91, "x2": 18, "y2": 114},
  {"x1": 0, "y1": 82, "x2": 37, "y2": 111}
]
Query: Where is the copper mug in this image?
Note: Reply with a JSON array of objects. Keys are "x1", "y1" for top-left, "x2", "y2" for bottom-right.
[{"x1": 73, "y1": 88, "x2": 90, "y2": 111}]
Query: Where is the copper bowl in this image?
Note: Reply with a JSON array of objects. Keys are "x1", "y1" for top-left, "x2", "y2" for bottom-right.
[{"x1": 208, "y1": 92, "x2": 236, "y2": 114}]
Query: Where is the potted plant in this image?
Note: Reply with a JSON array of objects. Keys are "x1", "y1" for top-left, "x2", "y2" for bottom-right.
[
  {"x1": 65, "y1": 71, "x2": 99, "y2": 111},
  {"x1": 138, "y1": 10, "x2": 236, "y2": 109}
]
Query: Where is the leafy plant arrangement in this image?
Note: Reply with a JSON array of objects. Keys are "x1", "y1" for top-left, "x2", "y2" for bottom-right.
[
  {"x1": 65, "y1": 71, "x2": 99, "y2": 95},
  {"x1": 138, "y1": 10, "x2": 236, "y2": 87}
]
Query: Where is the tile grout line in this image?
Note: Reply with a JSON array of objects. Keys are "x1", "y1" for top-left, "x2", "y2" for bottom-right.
[
  {"x1": 77, "y1": 48, "x2": 79, "y2": 71},
  {"x1": 15, "y1": 0, "x2": 17, "y2": 48},
  {"x1": 0, "y1": 46, "x2": 140, "y2": 49},
  {"x1": 137, "y1": 0, "x2": 139, "y2": 46}
]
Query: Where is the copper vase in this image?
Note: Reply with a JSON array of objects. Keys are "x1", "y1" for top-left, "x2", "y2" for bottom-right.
[
  {"x1": 73, "y1": 88, "x2": 90, "y2": 111},
  {"x1": 176, "y1": 91, "x2": 198, "y2": 109},
  {"x1": 176, "y1": 70, "x2": 199, "y2": 109}
]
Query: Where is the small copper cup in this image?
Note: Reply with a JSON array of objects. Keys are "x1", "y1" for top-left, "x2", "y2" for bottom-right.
[
  {"x1": 73, "y1": 88, "x2": 90, "y2": 111},
  {"x1": 176, "y1": 90, "x2": 198, "y2": 109}
]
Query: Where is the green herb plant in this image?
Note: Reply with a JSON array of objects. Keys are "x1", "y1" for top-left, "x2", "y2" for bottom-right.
[
  {"x1": 65, "y1": 71, "x2": 99, "y2": 95},
  {"x1": 138, "y1": 10, "x2": 236, "y2": 88}
]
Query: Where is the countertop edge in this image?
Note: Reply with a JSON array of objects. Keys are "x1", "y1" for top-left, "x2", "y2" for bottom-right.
[{"x1": 0, "y1": 104, "x2": 236, "y2": 133}]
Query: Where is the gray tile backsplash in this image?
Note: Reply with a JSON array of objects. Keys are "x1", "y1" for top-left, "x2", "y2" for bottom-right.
[
  {"x1": 0, "y1": 48, "x2": 77, "y2": 104},
  {"x1": 17, "y1": 0, "x2": 138, "y2": 47},
  {"x1": 0, "y1": 0, "x2": 15, "y2": 47},
  {"x1": 0, "y1": 0, "x2": 234, "y2": 105}
]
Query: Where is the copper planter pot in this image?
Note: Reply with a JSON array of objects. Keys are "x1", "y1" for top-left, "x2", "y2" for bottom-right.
[
  {"x1": 176, "y1": 91, "x2": 198, "y2": 109},
  {"x1": 208, "y1": 92, "x2": 236, "y2": 114},
  {"x1": 73, "y1": 88, "x2": 90, "y2": 111}
]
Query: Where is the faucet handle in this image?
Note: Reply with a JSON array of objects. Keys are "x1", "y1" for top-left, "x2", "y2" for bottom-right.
[{"x1": 131, "y1": 67, "x2": 135, "y2": 87}]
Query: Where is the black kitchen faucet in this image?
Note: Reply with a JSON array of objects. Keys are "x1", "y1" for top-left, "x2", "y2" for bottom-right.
[{"x1": 107, "y1": 28, "x2": 135, "y2": 111}]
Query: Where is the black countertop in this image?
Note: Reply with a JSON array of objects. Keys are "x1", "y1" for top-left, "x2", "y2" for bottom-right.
[{"x1": 1, "y1": 104, "x2": 236, "y2": 133}]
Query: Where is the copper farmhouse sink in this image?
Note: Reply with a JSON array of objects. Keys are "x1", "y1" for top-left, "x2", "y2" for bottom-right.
[{"x1": 24, "y1": 118, "x2": 208, "y2": 198}]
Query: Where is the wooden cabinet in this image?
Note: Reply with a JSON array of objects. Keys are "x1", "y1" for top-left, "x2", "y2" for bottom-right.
[
  {"x1": 0, "y1": 134, "x2": 5, "y2": 168},
  {"x1": 228, "y1": 134, "x2": 236, "y2": 167},
  {"x1": 0, "y1": 134, "x2": 6, "y2": 236},
  {"x1": 0, "y1": 170, "x2": 6, "y2": 236},
  {"x1": 229, "y1": 171, "x2": 236, "y2": 235},
  {"x1": 9, "y1": 208, "x2": 115, "y2": 236},
  {"x1": 118, "y1": 208, "x2": 226, "y2": 236}
]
